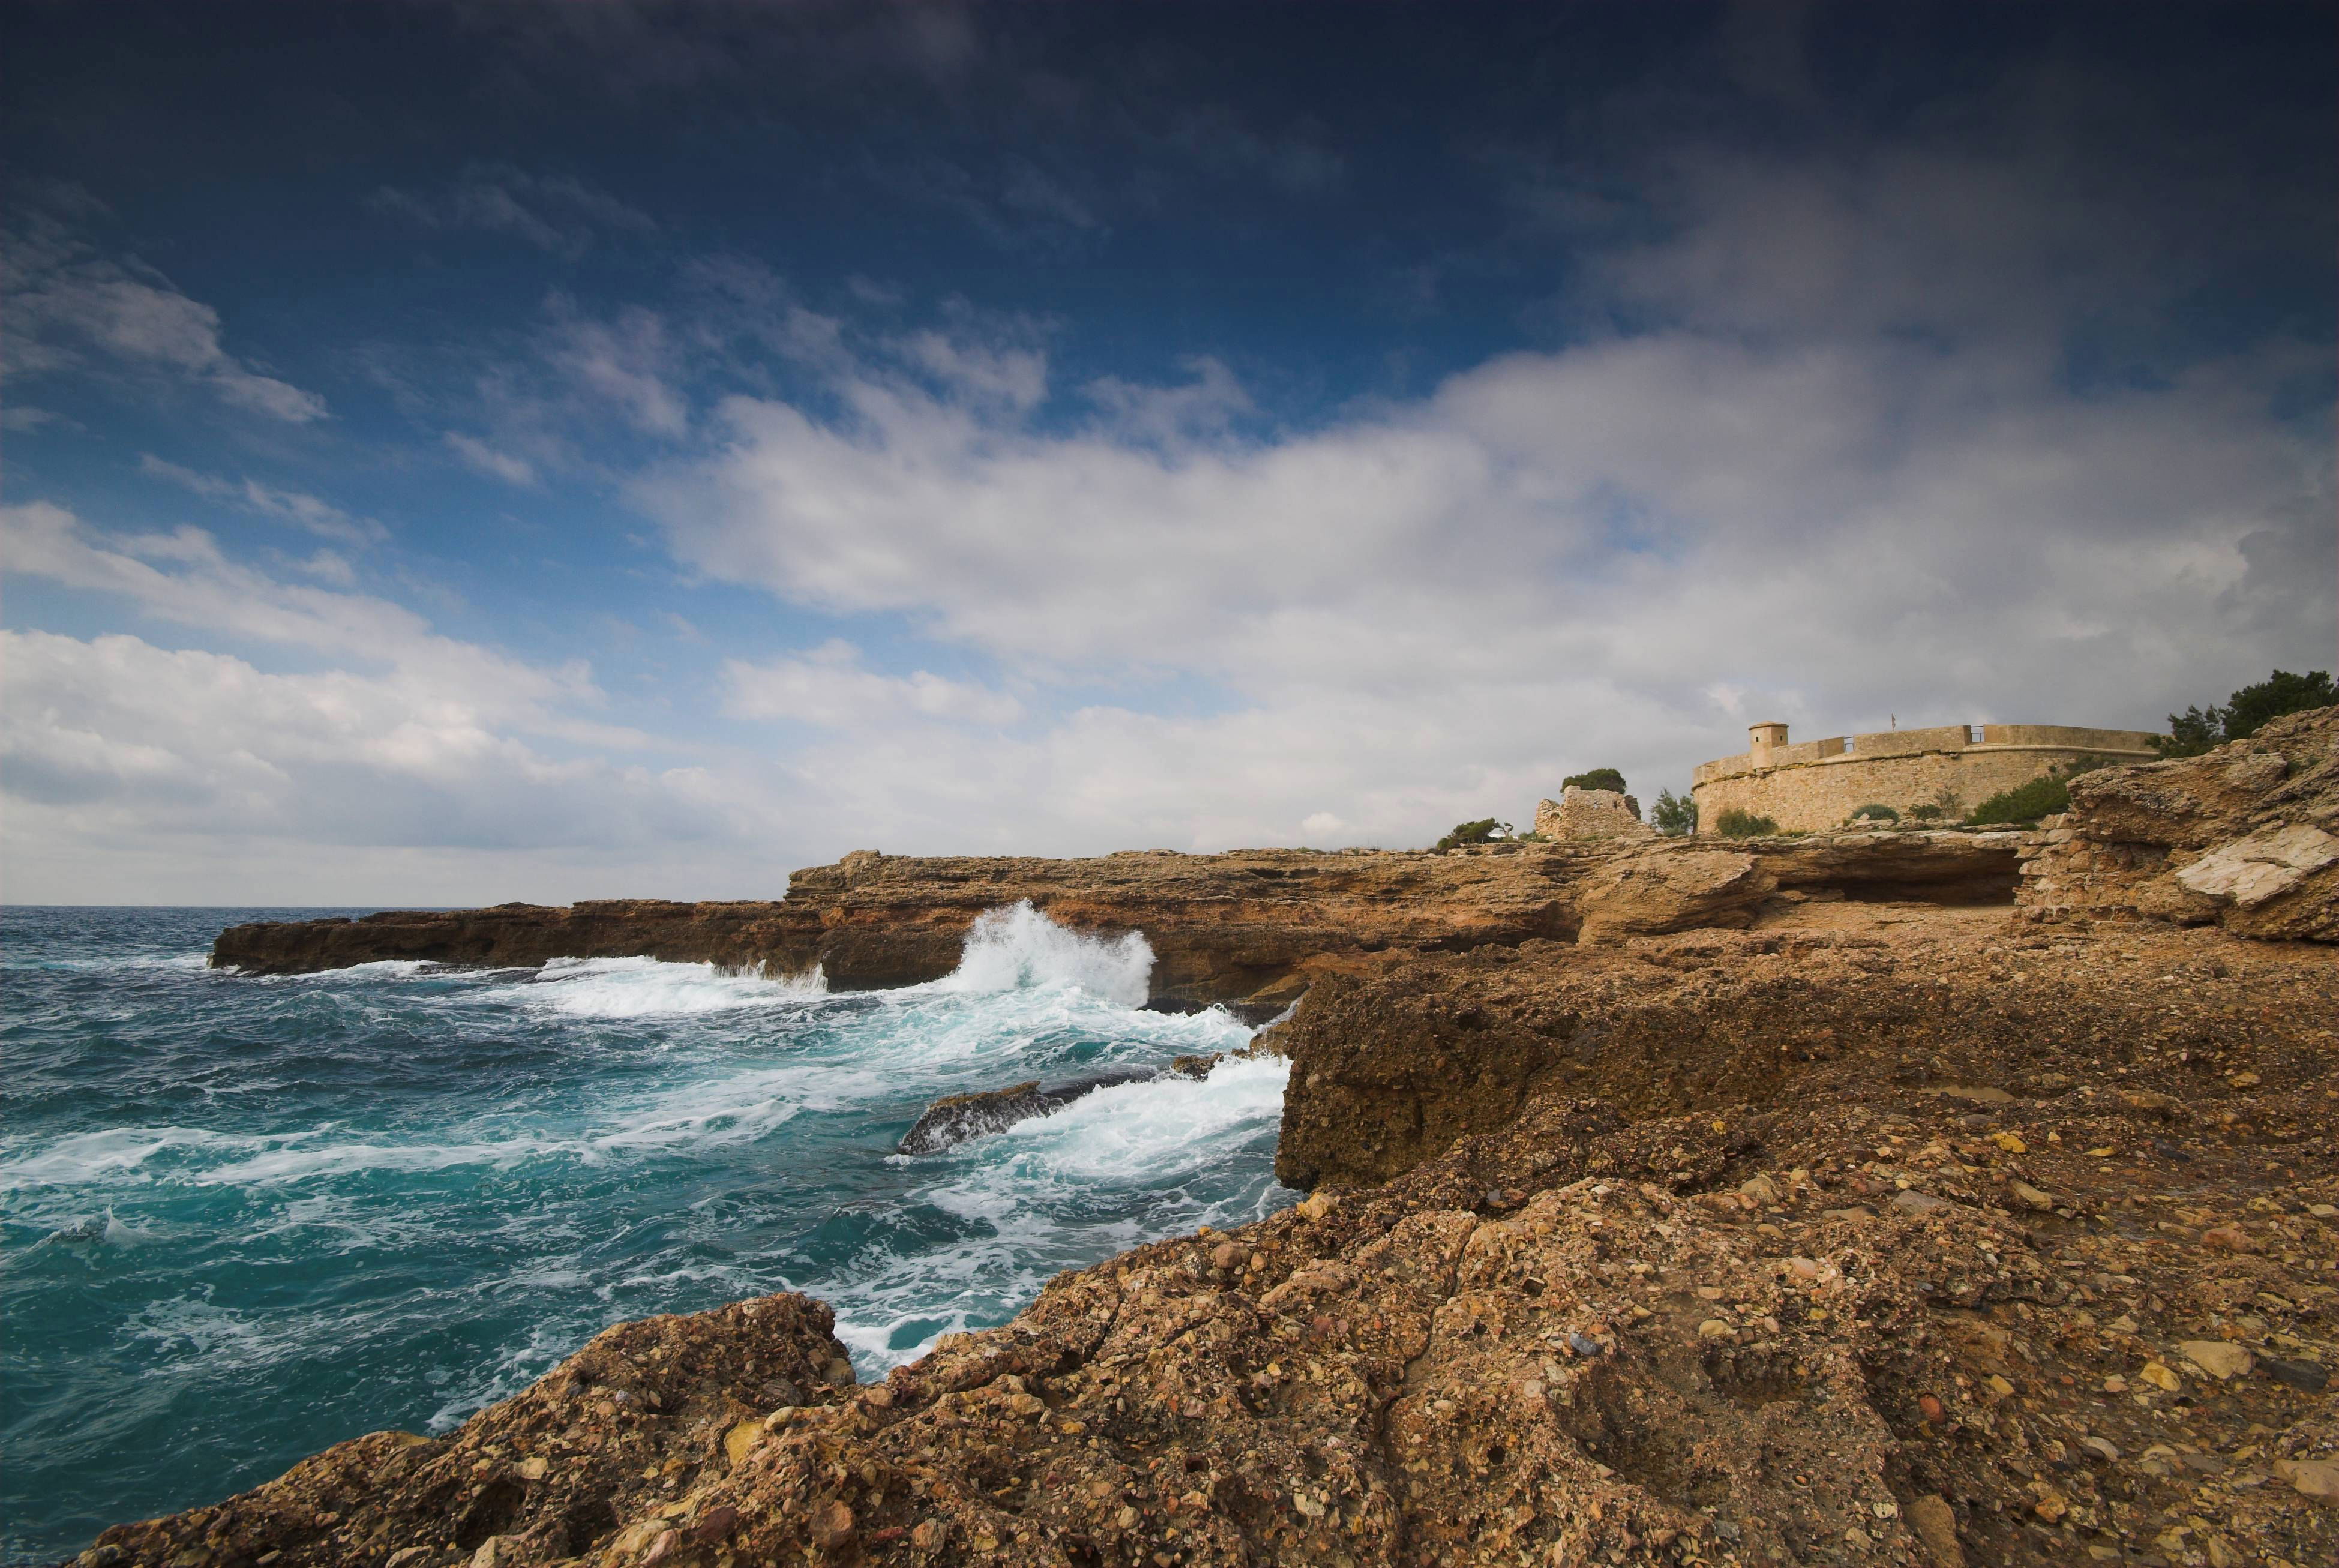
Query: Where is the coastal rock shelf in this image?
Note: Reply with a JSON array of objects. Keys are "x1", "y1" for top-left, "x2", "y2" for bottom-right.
[
  {"x1": 112, "y1": 709, "x2": 2339, "y2": 1568},
  {"x1": 211, "y1": 834, "x2": 2029, "y2": 1012}
]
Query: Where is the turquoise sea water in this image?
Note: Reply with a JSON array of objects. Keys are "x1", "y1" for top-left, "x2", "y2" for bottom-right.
[{"x1": 0, "y1": 904, "x2": 1291, "y2": 1564}]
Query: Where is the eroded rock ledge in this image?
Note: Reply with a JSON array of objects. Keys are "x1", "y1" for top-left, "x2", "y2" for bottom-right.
[
  {"x1": 104, "y1": 708, "x2": 2339, "y2": 1567},
  {"x1": 212, "y1": 833, "x2": 2026, "y2": 1012}
]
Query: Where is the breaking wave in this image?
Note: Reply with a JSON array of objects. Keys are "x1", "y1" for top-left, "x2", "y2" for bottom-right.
[
  {"x1": 499, "y1": 954, "x2": 828, "y2": 1018},
  {"x1": 935, "y1": 900, "x2": 1154, "y2": 1006},
  {"x1": 0, "y1": 903, "x2": 1289, "y2": 1563}
]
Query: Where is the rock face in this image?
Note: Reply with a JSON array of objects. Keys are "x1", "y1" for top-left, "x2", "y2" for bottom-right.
[
  {"x1": 98, "y1": 903, "x2": 2339, "y2": 1567},
  {"x1": 82, "y1": 1293, "x2": 852, "y2": 1568},
  {"x1": 211, "y1": 849, "x2": 1605, "y2": 1012},
  {"x1": 110, "y1": 733, "x2": 2338, "y2": 1567},
  {"x1": 2019, "y1": 703, "x2": 2339, "y2": 940},
  {"x1": 212, "y1": 833, "x2": 2030, "y2": 1009},
  {"x1": 1533, "y1": 786, "x2": 1657, "y2": 841},
  {"x1": 1273, "y1": 907, "x2": 2338, "y2": 1194}
]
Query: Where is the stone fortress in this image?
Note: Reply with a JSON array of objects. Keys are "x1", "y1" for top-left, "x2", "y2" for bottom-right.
[{"x1": 1688, "y1": 718, "x2": 2162, "y2": 834}]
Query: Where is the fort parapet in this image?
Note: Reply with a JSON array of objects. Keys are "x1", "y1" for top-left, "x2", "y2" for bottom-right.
[{"x1": 1690, "y1": 720, "x2": 2160, "y2": 834}]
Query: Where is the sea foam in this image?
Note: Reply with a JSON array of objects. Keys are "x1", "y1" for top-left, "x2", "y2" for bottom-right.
[{"x1": 934, "y1": 900, "x2": 1154, "y2": 1006}]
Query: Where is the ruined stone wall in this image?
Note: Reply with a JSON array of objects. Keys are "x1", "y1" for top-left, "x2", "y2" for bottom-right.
[
  {"x1": 1690, "y1": 724, "x2": 2159, "y2": 834},
  {"x1": 1533, "y1": 786, "x2": 1656, "y2": 841}
]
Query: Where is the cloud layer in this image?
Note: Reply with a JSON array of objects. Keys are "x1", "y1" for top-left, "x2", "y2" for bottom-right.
[{"x1": 4, "y1": 7, "x2": 2329, "y2": 904}]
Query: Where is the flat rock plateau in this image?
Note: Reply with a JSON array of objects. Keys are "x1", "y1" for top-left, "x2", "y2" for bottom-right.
[{"x1": 85, "y1": 707, "x2": 2339, "y2": 1568}]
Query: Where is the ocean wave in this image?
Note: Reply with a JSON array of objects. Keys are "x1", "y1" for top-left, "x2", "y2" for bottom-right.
[
  {"x1": 500, "y1": 955, "x2": 829, "y2": 1018},
  {"x1": 0, "y1": 1126, "x2": 245, "y2": 1189},
  {"x1": 944, "y1": 1052, "x2": 1290, "y2": 1180},
  {"x1": 932, "y1": 901, "x2": 1154, "y2": 1006}
]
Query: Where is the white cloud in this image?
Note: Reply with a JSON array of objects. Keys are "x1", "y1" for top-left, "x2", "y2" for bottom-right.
[
  {"x1": 0, "y1": 500, "x2": 639, "y2": 746},
  {"x1": 138, "y1": 455, "x2": 386, "y2": 546},
  {"x1": 0, "y1": 501, "x2": 789, "y2": 903},
  {"x1": 546, "y1": 301, "x2": 689, "y2": 435},
  {"x1": 444, "y1": 431, "x2": 539, "y2": 485},
  {"x1": 620, "y1": 118, "x2": 2329, "y2": 861},
  {"x1": 5, "y1": 215, "x2": 327, "y2": 422},
  {"x1": 723, "y1": 641, "x2": 1023, "y2": 728}
]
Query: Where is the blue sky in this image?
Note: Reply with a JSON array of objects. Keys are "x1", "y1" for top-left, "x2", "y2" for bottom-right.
[{"x1": 5, "y1": 1, "x2": 2332, "y2": 904}]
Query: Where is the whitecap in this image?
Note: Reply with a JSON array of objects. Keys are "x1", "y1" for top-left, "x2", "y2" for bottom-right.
[
  {"x1": 500, "y1": 955, "x2": 829, "y2": 1018},
  {"x1": 0, "y1": 1126, "x2": 242, "y2": 1189},
  {"x1": 932, "y1": 902, "x2": 1153, "y2": 1006}
]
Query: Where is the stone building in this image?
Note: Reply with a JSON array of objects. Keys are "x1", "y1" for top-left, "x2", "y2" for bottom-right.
[
  {"x1": 1690, "y1": 720, "x2": 2161, "y2": 835},
  {"x1": 1534, "y1": 786, "x2": 1657, "y2": 841}
]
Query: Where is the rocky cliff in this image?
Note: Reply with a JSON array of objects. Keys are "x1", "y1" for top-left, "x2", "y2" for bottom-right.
[
  {"x1": 212, "y1": 834, "x2": 2026, "y2": 1012},
  {"x1": 209, "y1": 847, "x2": 1602, "y2": 1012},
  {"x1": 2019, "y1": 704, "x2": 2339, "y2": 941},
  {"x1": 101, "y1": 709, "x2": 2338, "y2": 1567}
]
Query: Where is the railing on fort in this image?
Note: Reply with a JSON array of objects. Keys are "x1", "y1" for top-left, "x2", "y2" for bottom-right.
[{"x1": 1692, "y1": 723, "x2": 2161, "y2": 784}]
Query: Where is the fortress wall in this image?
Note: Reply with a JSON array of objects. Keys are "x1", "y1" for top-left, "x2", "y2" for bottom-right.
[{"x1": 1690, "y1": 723, "x2": 2160, "y2": 834}]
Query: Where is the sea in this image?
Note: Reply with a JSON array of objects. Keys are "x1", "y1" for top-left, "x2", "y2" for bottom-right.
[{"x1": 0, "y1": 903, "x2": 1294, "y2": 1564}]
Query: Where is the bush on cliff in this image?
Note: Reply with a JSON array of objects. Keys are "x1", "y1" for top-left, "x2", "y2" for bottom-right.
[
  {"x1": 1966, "y1": 755, "x2": 2116, "y2": 826},
  {"x1": 1849, "y1": 804, "x2": 1899, "y2": 823},
  {"x1": 1561, "y1": 767, "x2": 1627, "y2": 795},
  {"x1": 1907, "y1": 804, "x2": 1942, "y2": 821},
  {"x1": 2157, "y1": 668, "x2": 2336, "y2": 757},
  {"x1": 1650, "y1": 788, "x2": 1697, "y2": 837},
  {"x1": 1434, "y1": 818, "x2": 1505, "y2": 852},
  {"x1": 1713, "y1": 808, "x2": 1779, "y2": 838}
]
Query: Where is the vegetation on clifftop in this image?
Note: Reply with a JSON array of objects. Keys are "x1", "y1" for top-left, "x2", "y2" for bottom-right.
[
  {"x1": 1649, "y1": 788, "x2": 1696, "y2": 837},
  {"x1": 1432, "y1": 818, "x2": 1506, "y2": 852},
  {"x1": 2159, "y1": 668, "x2": 2335, "y2": 758},
  {"x1": 1967, "y1": 755, "x2": 2114, "y2": 825},
  {"x1": 1560, "y1": 767, "x2": 1627, "y2": 795}
]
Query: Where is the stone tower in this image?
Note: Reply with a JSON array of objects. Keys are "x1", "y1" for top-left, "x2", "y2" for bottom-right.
[{"x1": 1747, "y1": 722, "x2": 1789, "y2": 768}]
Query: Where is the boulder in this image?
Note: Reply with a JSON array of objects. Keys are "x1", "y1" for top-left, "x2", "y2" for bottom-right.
[
  {"x1": 1573, "y1": 847, "x2": 1774, "y2": 943},
  {"x1": 2019, "y1": 704, "x2": 2339, "y2": 940}
]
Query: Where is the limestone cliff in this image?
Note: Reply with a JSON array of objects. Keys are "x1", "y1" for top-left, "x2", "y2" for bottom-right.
[
  {"x1": 98, "y1": 715, "x2": 2339, "y2": 1568},
  {"x1": 2020, "y1": 703, "x2": 2339, "y2": 940},
  {"x1": 212, "y1": 832, "x2": 2028, "y2": 1011},
  {"x1": 209, "y1": 847, "x2": 1605, "y2": 1012}
]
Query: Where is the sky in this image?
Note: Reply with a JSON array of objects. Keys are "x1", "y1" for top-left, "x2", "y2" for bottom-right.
[{"x1": 3, "y1": 1, "x2": 2333, "y2": 906}]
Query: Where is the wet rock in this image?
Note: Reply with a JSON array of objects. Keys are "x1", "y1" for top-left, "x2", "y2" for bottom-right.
[{"x1": 897, "y1": 1069, "x2": 1156, "y2": 1155}]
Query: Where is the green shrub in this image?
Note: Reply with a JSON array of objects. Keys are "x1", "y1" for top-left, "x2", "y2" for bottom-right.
[
  {"x1": 1650, "y1": 787, "x2": 1697, "y2": 837},
  {"x1": 1966, "y1": 775, "x2": 2068, "y2": 825},
  {"x1": 1561, "y1": 767, "x2": 1627, "y2": 795},
  {"x1": 2157, "y1": 668, "x2": 2335, "y2": 757},
  {"x1": 1966, "y1": 756, "x2": 2115, "y2": 826},
  {"x1": 1907, "y1": 804, "x2": 1942, "y2": 821},
  {"x1": 1849, "y1": 804, "x2": 1900, "y2": 823},
  {"x1": 1434, "y1": 818, "x2": 1504, "y2": 852},
  {"x1": 1713, "y1": 808, "x2": 1779, "y2": 838}
]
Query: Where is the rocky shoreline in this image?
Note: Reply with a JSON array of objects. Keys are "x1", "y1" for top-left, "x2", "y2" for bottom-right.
[{"x1": 86, "y1": 707, "x2": 2339, "y2": 1567}]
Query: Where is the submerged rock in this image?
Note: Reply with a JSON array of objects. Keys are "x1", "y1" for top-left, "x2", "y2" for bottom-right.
[{"x1": 896, "y1": 1069, "x2": 1158, "y2": 1155}]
